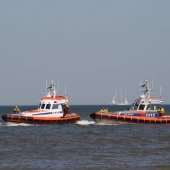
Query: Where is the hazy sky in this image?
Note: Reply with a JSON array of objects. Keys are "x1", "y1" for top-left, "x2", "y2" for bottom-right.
[{"x1": 0, "y1": 0, "x2": 170, "y2": 105}]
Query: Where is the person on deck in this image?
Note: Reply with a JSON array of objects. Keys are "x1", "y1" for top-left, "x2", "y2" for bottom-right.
[
  {"x1": 62, "y1": 104, "x2": 70, "y2": 117},
  {"x1": 100, "y1": 107, "x2": 108, "y2": 112},
  {"x1": 157, "y1": 107, "x2": 165, "y2": 117},
  {"x1": 13, "y1": 106, "x2": 21, "y2": 114}
]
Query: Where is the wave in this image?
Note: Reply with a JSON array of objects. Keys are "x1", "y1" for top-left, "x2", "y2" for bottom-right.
[
  {"x1": 76, "y1": 120, "x2": 96, "y2": 126},
  {"x1": 0, "y1": 122, "x2": 33, "y2": 127},
  {"x1": 76, "y1": 120, "x2": 119, "y2": 126},
  {"x1": 95, "y1": 122, "x2": 118, "y2": 126}
]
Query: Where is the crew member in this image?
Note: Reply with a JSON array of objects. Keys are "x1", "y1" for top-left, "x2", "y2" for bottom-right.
[
  {"x1": 13, "y1": 106, "x2": 21, "y2": 114},
  {"x1": 157, "y1": 107, "x2": 165, "y2": 117},
  {"x1": 100, "y1": 107, "x2": 108, "y2": 112},
  {"x1": 62, "y1": 104, "x2": 70, "y2": 117}
]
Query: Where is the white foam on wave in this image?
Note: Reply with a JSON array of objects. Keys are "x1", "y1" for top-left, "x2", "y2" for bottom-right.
[
  {"x1": 76, "y1": 120, "x2": 119, "y2": 126},
  {"x1": 95, "y1": 122, "x2": 118, "y2": 126},
  {"x1": 76, "y1": 120, "x2": 96, "y2": 126},
  {"x1": 0, "y1": 122, "x2": 32, "y2": 127}
]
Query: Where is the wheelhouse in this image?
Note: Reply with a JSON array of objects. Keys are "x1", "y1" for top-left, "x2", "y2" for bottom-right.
[
  {"x1": 130, "y1": 102, "x2": 157, "y2": 111},
  {"x1": 38, "y1": 101, "x2": 62, "y2": 110}
]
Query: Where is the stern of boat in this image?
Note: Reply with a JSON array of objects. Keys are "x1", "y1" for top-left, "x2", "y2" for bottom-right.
[{"x1": 90, "y1": 112, "x2": 96, "y2": 120}]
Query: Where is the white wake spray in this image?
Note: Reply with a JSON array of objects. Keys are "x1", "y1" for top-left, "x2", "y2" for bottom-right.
[
  {"x1": 76, "y1": 120, "x2": 96, "y2": 126},
  {"x1": 0, "y1": 122, "x2": 33, "y2": 127}
]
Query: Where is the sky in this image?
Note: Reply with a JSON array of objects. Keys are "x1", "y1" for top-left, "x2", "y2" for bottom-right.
[{"x1": 0, "y1": 0, "x2": 170, "y2": 105}]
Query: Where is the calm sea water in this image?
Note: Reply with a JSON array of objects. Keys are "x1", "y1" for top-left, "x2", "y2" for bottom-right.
[{"x1": 0, "y1": 105, "x2": 170, "y2": 170}]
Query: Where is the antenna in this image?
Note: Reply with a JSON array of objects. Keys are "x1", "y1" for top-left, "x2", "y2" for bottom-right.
[
  {"x1": 151, "y1": 78, "x2": 154, "y2": 90},
  {"x1": 57, "y1": 80, "x2": 60, "y2": 89},
  {"x1": 46, "y1": 80, "x2": 48, "y2": 91},
  {"x1": 160, "y1": 86, "x2": 162, "y2": 97},
  {"x1": 140, "y1": 80, "x2": 143, "y2": 94},
  {"x1": 57, "y1": 80, "x2": 60, "y2": 94},
  {"x1": 64, "y1": 86, "x2": 67, "y2": 95}
]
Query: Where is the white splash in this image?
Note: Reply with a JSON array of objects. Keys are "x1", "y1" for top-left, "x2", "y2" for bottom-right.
[
  {"x1": 95, "y1": 122, "x2": 118, "y2": 126},
  {"x1": 0, "y1": 122, "x2": 32, "y2": 127},
  {"x1": 76, "y1": 120, "x2": 96, "y2": 126}
]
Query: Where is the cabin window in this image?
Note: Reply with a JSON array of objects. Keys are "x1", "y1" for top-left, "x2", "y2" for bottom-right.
[
  {"x1": 139, "y1": 105, "x2": 145, "y2": 110},
  {"x1": 38, "y1": 103, "x2": 41, "y2": 109},
  {"x1": 46, "y1": 104, "x2": 51, "y2": 109},
  {"x1": 129, "y1": 106, "x2": 134, "y2": 110},
  {"x1": 41, "y1": 104, "x2": 45, "y2": 109},
  {"x1": 146, "y1": 105, "x2": 154, "y2": 110},
  {"x1": 52, "y1": 104, "x2": 58, "y2": 109},
  {"x1": 153, "y1": 106, "x2": 157, "y2": 111},
  {"x1": 134, "y1": 104, "x2": 138, "y2": 110}
]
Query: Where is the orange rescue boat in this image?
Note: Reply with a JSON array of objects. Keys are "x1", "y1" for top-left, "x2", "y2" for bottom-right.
[
  {"x1": 2, "y1": 81, "x2": 80, "y2": 124},
  {"x1": 90, "y1": 80, "x2": 170, "y2": 124}
]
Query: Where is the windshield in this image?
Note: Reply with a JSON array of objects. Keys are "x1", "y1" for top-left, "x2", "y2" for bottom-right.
[
  {"x1": 38, "y1": 103, "x2": 46, "y2": 109},
  {"x1": 46, "y1": 104, "x2": 51, "y2": 109},
  {"x1": 146, "y1": 105, "x2": 155, "y2": 110},
  {"x1": 138, "y1": 105, "x2": 145, "y2": 110},
  {"x1": 52, "y1": 104, "x2": 58, "y2": 109}
]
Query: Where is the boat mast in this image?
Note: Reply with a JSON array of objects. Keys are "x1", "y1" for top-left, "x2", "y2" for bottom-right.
[
  {"x1": 64, "y1": 86, "x2": 67, "y2": 95},
  {"x1": 51, "y1": 81, "x2": 56, "y2": 97},
  {"x1": 160, "y1": 86, "x2": 162, "y2": 97},
  {"x1": 46, "y1": 81, "x2": 56, "y2": 97},
  {"x1": 140, "y1": 80, "x2": 151, "y2": 100}
]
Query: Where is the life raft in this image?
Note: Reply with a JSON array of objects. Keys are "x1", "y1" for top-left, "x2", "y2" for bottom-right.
[{"x1": 2, "y1": 113, "x2": 80, "y2": 124}]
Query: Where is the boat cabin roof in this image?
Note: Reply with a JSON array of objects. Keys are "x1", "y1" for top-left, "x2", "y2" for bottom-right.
[{"x1": 41, "y1": 96, "x2": 67, "y2": 101}]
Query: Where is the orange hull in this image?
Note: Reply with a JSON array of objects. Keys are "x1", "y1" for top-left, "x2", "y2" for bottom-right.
[
  {"x1": 90, "y1": 112, "x2": 170, "y2": 124},
  {"x1": 2, "y1": 114, "x2": 80, "y2": 124}
]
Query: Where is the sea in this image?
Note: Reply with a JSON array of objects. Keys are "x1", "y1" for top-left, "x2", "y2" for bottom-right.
[{"x1": 0, "y1": 105, "x2": 170, "y2": 170}]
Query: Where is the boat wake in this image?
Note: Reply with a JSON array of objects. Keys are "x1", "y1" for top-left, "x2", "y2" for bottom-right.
[
  {"x1": 76, "y1": 120, "x2": 118, "y2": 126},
  {"x1": 95, "y1": 122, "x2": 118, "y2": 126},
  {"x1": 76, "y1": 120, "x2": 96, "y2": 126},
  {"x1": 0, "y1": 122, "x2": 33, "y2": 127}
]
